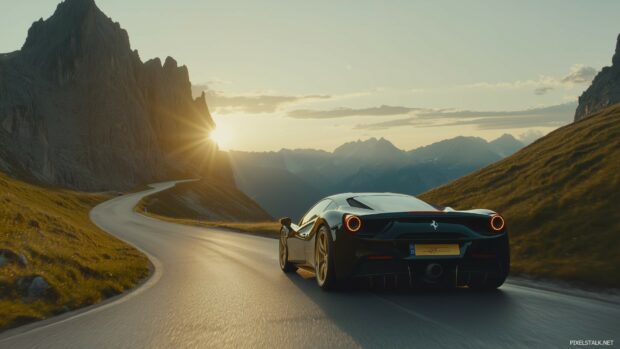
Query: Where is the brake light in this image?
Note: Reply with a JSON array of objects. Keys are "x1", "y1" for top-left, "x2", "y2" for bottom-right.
[
  {"x1": 489, "y1": 214, "x2": 505, "y2": 232},
  {"x1": 344, "y1": 214, "x2": 362, "y2": 234}
]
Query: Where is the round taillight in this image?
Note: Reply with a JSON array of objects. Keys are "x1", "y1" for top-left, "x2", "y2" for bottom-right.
[
  {"x1": 344, "y1": 215, "x2": 362, "y2": 234},
  {"x1": 490, "y1": 214, "x2": 505, "y2": 232}
]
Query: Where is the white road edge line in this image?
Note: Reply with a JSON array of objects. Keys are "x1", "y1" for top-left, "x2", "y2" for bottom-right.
[
  {"x1": 0, "y1": 254, "x2": 163, "y2": 343},
  {"x1": 0, "y1": 185, "x2": 174, "y2": 342}
]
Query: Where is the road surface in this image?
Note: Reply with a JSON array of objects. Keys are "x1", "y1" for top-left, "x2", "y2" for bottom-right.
[{"x1": 1, "y1": 181, "x2": 618, "y2": 348}]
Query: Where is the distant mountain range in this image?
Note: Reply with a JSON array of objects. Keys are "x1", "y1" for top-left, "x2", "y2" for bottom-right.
[{"x1": 230, "y1": 134, "x2": 524, "y2": 220}]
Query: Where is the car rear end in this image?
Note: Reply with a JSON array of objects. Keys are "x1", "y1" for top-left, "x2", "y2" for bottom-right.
[{"x1": 332, "y1": 211, "x2": 509, "y2": 289}]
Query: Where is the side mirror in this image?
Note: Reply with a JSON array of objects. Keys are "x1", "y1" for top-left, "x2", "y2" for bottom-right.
[{"x1": 279, "y1": 217, "x2": 292, "y2": 227}]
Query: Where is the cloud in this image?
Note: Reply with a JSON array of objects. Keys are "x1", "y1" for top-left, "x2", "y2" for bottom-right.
[
  {"x1": 288, "y1": 105, "x2": 422, "y2": 119},
  {"x1": 354, "y1": 102, "x2": 576, "y2": 130},
  {"x1": 415, "y1": 102, "x2": 575, "y2": 119},
  {"x1": 560, "y1": 64, "x2": 598, "y2": 84},
  {"x1": 352, "y1": 117, "x2": 433, "y2": 130},
  {"x1": 534, "y1": 86, "x2": 555, "y2": 96},
  {"x1": 464, "y1": 77, "x2": 556, "y2": 90},
  {"x1": 192, "y1": 85, "x2": 330, "y2": 114},
  {"x1": 464, "y1": 64, "x2": 597, "y2": 96}
]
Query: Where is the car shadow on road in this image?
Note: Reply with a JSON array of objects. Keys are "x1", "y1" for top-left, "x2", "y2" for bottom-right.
[{"x1": 283, "y1": 269, "x2": 518, "y2": 348}]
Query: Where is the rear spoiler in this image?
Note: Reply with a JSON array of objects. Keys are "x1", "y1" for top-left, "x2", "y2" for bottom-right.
[
  {"x1": 350, "y1": 210, "x2": 502, "y2": 237},
  {"x1": 357, "y1": 211, "x2": 485, "y2": 220}
]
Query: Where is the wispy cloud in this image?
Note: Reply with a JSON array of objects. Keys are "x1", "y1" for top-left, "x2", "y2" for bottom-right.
[
  {"x1": 288, "y1": 105, "x2": 423, "y2": 119},
  {"x1": 464, "y1": 77, "x2": 556, "y2": 90},
  {"x1": 192, "y1": 85, "x2": 330, "y2": 114},
  {"x1": 561, "y1": 64, "x2": 598, "y2": 84},
  {"x1": 464, "y1": 64, "x2": 597, "y2": 96},
  {"x1": 352, "y1": 117, "x2": 433, "y2": 130},
  {"x1": 354, "y1": 102, "x2": 576, "y2": 130},
  {"x1": 534, "y1": 86, "x2": 555, "y2": 96}
]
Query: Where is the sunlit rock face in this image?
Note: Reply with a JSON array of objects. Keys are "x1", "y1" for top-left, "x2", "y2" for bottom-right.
[
  {"x1": 575, "y1": 34, "x2": 620, "y2": 122},
  {"x1": 0, "y1": 0, "x2": 232, "y2": 190}
]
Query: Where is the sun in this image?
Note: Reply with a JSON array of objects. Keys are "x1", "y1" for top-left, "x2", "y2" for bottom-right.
[{"x1": 208, "y1": 127, "x2": 232, "y2": 149}]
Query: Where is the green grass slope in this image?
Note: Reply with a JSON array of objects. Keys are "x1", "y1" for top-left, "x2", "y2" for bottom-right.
[
  {"x1": 420, "y1": 104, "x2": 620, "y2": 289},
  {"x1": 136, "y1": 179, "x2": 278, "y2": 237},
  {"x1": 137, "y1": 178, "x2": 274, "y2": 222},
  {"x1": 0, "y1": 172, "x2": 149, "y2": 330}
]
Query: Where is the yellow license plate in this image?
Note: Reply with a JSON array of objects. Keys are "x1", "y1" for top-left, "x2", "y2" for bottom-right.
[{"x1": 414, "y1": 244, "x2": 460, "y2": 256}]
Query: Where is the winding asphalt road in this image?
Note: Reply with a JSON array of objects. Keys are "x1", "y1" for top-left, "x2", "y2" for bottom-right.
[{"x1": 1, "y1": 181, "x2": 618, "y2": 348}]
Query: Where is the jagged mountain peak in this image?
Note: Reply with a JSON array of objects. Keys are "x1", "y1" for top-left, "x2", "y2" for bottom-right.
[
  {"x1": 23, "y1": 0, "x2": 113, "y2": 48},
  {"x1": 20, "y1": 0, "x2": 132, "y2": 77},
  {"x1": 612, "y1": 33, "x2": 620, "y2": 66},
  {"x1": 333, "y1": 137, "x2": 402, "y2": 158},
  {"x1": 164, "y1": 56, "x2": 179, "y2": 69},
  {"x1": 491, "y1": 133, "x2": 518, "y2": 142},
  {"x1": 489, "y1": 133, "x2": 523, "y2": 157},
  {"x1": 0, "y1": 0, "x2": 227, "y2": 190},
  {"x1": 336, "y1": 137, "x2": 396, "y2": 149},
  {"x1": 56, "y1": 0, "x2": 99, "y2": 16},
  {"x1": 575, "y1": 33, "x2": 620, "y2": 121}
]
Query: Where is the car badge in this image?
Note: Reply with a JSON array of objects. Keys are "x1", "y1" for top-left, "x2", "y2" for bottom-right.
[{"x1": 430, "y1": 220, "x2": 439, "y2": 231}]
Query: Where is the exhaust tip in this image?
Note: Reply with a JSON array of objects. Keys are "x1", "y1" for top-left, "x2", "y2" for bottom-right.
[{"x1": 425, "y1": 263, "x2": 444, "y2": 279}]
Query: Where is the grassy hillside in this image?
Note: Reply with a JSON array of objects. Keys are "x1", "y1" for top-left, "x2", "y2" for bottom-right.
[
  {"x1": 136, "y1": 178, "x2": 274, "y2": 223},
  {"x1": 420, "y1": 104, "x2": 620, "y2": 289},
  {"x1": 231, "y1": 161, "x2": 326, "y2": 222},
  {"x1": 0, "y1": 172, "x2": 149, "y2": 330},
  {"x1": 136, "y1": 179, "x2": 278, "y2": 238},
  {"x1": 142, "y1": 215, "x2": 280, "y2": 239}
]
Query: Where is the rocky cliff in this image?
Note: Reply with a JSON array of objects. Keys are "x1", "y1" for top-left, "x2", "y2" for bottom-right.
[
  {"x1": 0, "y1": 0, "x2": 232, "y2": 190},
  {"x1": 574, "y1": 34, "x2": 620, "y2": 122}
]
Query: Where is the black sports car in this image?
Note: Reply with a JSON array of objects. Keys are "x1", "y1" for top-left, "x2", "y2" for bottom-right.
[{"x1": 279, "y1": 193, "x2": 509, "y2": 291}]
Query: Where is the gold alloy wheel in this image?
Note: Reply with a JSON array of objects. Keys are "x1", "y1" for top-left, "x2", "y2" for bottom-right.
[{"x1": 315, "y1": 228, "x2": 329, "y2": 285}]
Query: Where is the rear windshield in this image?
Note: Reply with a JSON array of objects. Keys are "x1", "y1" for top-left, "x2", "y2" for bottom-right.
[{"x1": 350, "y1": 195, "x2": 436, "y2": 212}]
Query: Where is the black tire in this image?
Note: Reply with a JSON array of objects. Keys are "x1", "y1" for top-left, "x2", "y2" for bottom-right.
[
  {"x1": 279, "y1": 227, "x2": 296, "y2": 273},
  {"x1": 314, "y1": 225, "x2": 338, "y2": 291}
]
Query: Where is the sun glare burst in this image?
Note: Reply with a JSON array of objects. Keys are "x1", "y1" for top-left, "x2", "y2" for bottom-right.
[{"x1": 209, "y1": 127, "x2": 232, "y2": 149}]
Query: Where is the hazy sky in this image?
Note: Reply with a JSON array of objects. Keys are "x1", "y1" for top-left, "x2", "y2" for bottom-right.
[{"x1": 2, "y1": 0, "x2": 619, "y2": 151}]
